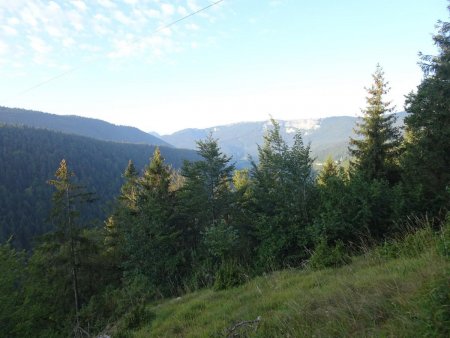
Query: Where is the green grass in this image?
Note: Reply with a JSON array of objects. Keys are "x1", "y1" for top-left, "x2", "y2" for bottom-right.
[{"x1": 119, "y1": 228, "x2": 449, "y2": 337}]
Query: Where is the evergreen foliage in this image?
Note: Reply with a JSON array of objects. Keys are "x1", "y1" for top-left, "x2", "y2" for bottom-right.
[
  {"x1": 222, "y1": 168, "x2": 255, "y2": 265},
  {"x1": 178, "y1": 135, "x2": 235, "y2": 256},
  {"x1": 0, "y1": 242, "x2": 25, "y2": 337},
  {"x1": 343, "y1": 65, "x2": 406, "y2": 239},
  {"x1": 181, "y1": 135, "x2": 235, "y2": 227},
  {"x1": 315, "y1": 160, "x2": 402, "y2": 244},
  {"x1": 105, "y1": 149, "x2": 185, "y2": 298},
  {"x1": 202, "y1": 219, "x2": 239, "y2": 261},
  {"x1": 349, "y1": 65, "x2": 401, "y2": 183},
  {"x1": 0, "y1": 124, "x2": 198, "y2": 249},
  {"x1": 124, "y1": 148, "x2": 182, "y2": 295},
  {"x1": 315, "y1": 158, "x2": 352, "y2": 242},
  {"x1": 47, "y1": 160, "x2": 95, "y2": 334},
  {"x1": 402, "y1": 10, "x2": 450, "y2": 216},
  {"x1": 0, "y1": 106, "x2": 171, "y2": 147},
  {"x1": 14, "y1": 163, "x2": 111, "y2": 337},
  {"x1": 250, "y1": 119, "x2": 316, "y2": 268},
  {"x1": 104, "y1": 160, "x2": 139, "y2": 265},
  {"x1": 175, "y1": 135, "x2": 238, "y2": 289}
]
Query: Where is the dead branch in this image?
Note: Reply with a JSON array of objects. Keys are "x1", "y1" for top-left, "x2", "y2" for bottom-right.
[{"x1": 226, "y1": 316, "x2": 261, "y2": 337}]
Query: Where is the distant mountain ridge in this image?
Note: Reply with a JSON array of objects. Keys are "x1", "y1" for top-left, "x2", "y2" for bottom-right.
[
  {"x1": 159, "y1": 112, "x2": 406, "y2": 167},
  {"x1": 0, "y1": 106, "x2": 172, "y2": 147},
  {"x1": 0, "y1": 106, "x2": 406, "y2": 168}
]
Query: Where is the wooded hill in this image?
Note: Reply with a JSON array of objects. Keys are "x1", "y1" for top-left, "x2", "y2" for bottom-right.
[
  {"x1": 0, "y1": 124, "x2": 199, "y2": 249},
  {"x1": 0, "y1": 106, "x2": 172, "y2": 147}
]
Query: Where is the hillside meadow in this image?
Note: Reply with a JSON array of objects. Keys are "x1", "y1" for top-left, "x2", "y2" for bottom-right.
[{"x1": 113, "y1": 224, "x2": 450, "y2": 337}]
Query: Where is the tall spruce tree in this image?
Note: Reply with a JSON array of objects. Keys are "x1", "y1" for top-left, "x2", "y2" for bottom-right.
[
  {"x1": 47, "y1": 159, "x2": 95, "y2": 335},
  {"x1": 122, "y1": 148, "x2": 182, "y2": 295},
  {"x1": 349, "y1": 65, "x2": 401, "y2": 183},
  {"x1": 402, "y1": 9, "x2": 450, "y2": 216},
  {"x1": 104, "y1": 160, "x2": 140, "y2": 271},
  {"x1": 176, "y1": 135, "x2": 236, "y2": 288}
]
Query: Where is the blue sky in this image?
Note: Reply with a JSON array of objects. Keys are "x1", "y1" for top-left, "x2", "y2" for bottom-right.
[{"x1": 0, "y1": 0, "x2": 448, "y2": 134}]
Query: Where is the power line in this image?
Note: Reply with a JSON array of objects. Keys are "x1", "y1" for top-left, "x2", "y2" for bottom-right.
[
  {"x1": 154, "y1": 0, "x2": 225, "y2": 34},
  {"x1": 10, "y1": 66, "x2": 82, "y2": 99},
  {"x1": 3, "y1": 0, "x2": 225, "y2": 102}
]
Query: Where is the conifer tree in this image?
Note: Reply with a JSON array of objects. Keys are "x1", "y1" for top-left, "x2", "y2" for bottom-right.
[
  {"x1": 121, "y1": 160, "x2": 140, "y2": 211},
  {"x1": 251, "y1": 119, "x2": 289, "y2": 217},
  {"x1": 180, "y1": 135, "x2": 235, "y2": 245},
  {"x1": 176, "y1": 135, "x2": 236, "y2": 287},
  {"x1": 315, "y1": 157, "x2": 348, "y2": 242},
  {"x1": 140, "y1": 148, "x2": 172, "y2": 209},
  {"x1": 349, "y1": 65, "x2": 401, "y2": 183},
  {"x1": 104, "y1": 160, "x2": 139, "y2": 266},
  {"x1": 47, "y1": 159, "x2": 95, "y2": 335},
  {"x1": 123, "y1": 148, "x2": 181, "y2": 294},
  {"x1": 251, "y1": 119, "x2": 316, "y2": 268},
  {"x1": 317, "y1": 157, "x2": 340, "y2": 187},
  {"x1": 230, "y1": 168, "x2": 254, "y2": 255},
  {"x1": 402, "y1": 10, "x2": 450, "y2": 215}
]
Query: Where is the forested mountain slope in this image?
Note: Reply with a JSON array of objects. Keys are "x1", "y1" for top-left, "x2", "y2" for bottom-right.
[
  {"x1": 0, "y1": 106, "x2": 172, "y2": 147},
  {"x1": 0, "y1": 124, "x2": 198, "y2": 249}
]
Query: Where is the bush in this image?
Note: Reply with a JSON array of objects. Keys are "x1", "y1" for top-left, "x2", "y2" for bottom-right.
[
  {"x1": 308, "y1": 238, "x2": 351, "y2": 270},
  {"x1": 214, "y1": 260, "x2": 247, "y2": 290},
  {"x1": 184, "y1": 255, "x2": 215, "y2": 292},
  {"x1": 374, "y1": 227, "x2": 435, "y2": 260},
  {"x1": 80, "y1": 274, "x2": 154, "y2": 335}
]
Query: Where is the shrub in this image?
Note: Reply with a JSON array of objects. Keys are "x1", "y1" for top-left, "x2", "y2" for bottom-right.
[
  {"x1": 214, "y1": 260, "x2": 247, "y2": 290},
  {"x1": 374, "y1": 226, "x2": 435, "y2": 260},
  {"x1": 309, "y1": 237, "x2": 351, "y2": 270},
  {"x1": 80, "y1": 274, "x2": 154, "y2": 336}
]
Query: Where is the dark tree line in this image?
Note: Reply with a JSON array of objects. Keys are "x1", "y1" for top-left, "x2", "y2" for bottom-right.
[{"x1": 1, "y1": 9, "x2": 449, "y2": 337}]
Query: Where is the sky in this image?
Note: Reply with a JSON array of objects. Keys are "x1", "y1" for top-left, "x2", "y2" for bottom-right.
[{"x1": 0, "y1": 0, "x2": 448, "y2": 134}]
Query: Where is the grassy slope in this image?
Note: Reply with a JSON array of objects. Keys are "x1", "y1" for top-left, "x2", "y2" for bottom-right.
[{"x1": 127, "y1": 230, "x2": 449, "y2": 337}]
